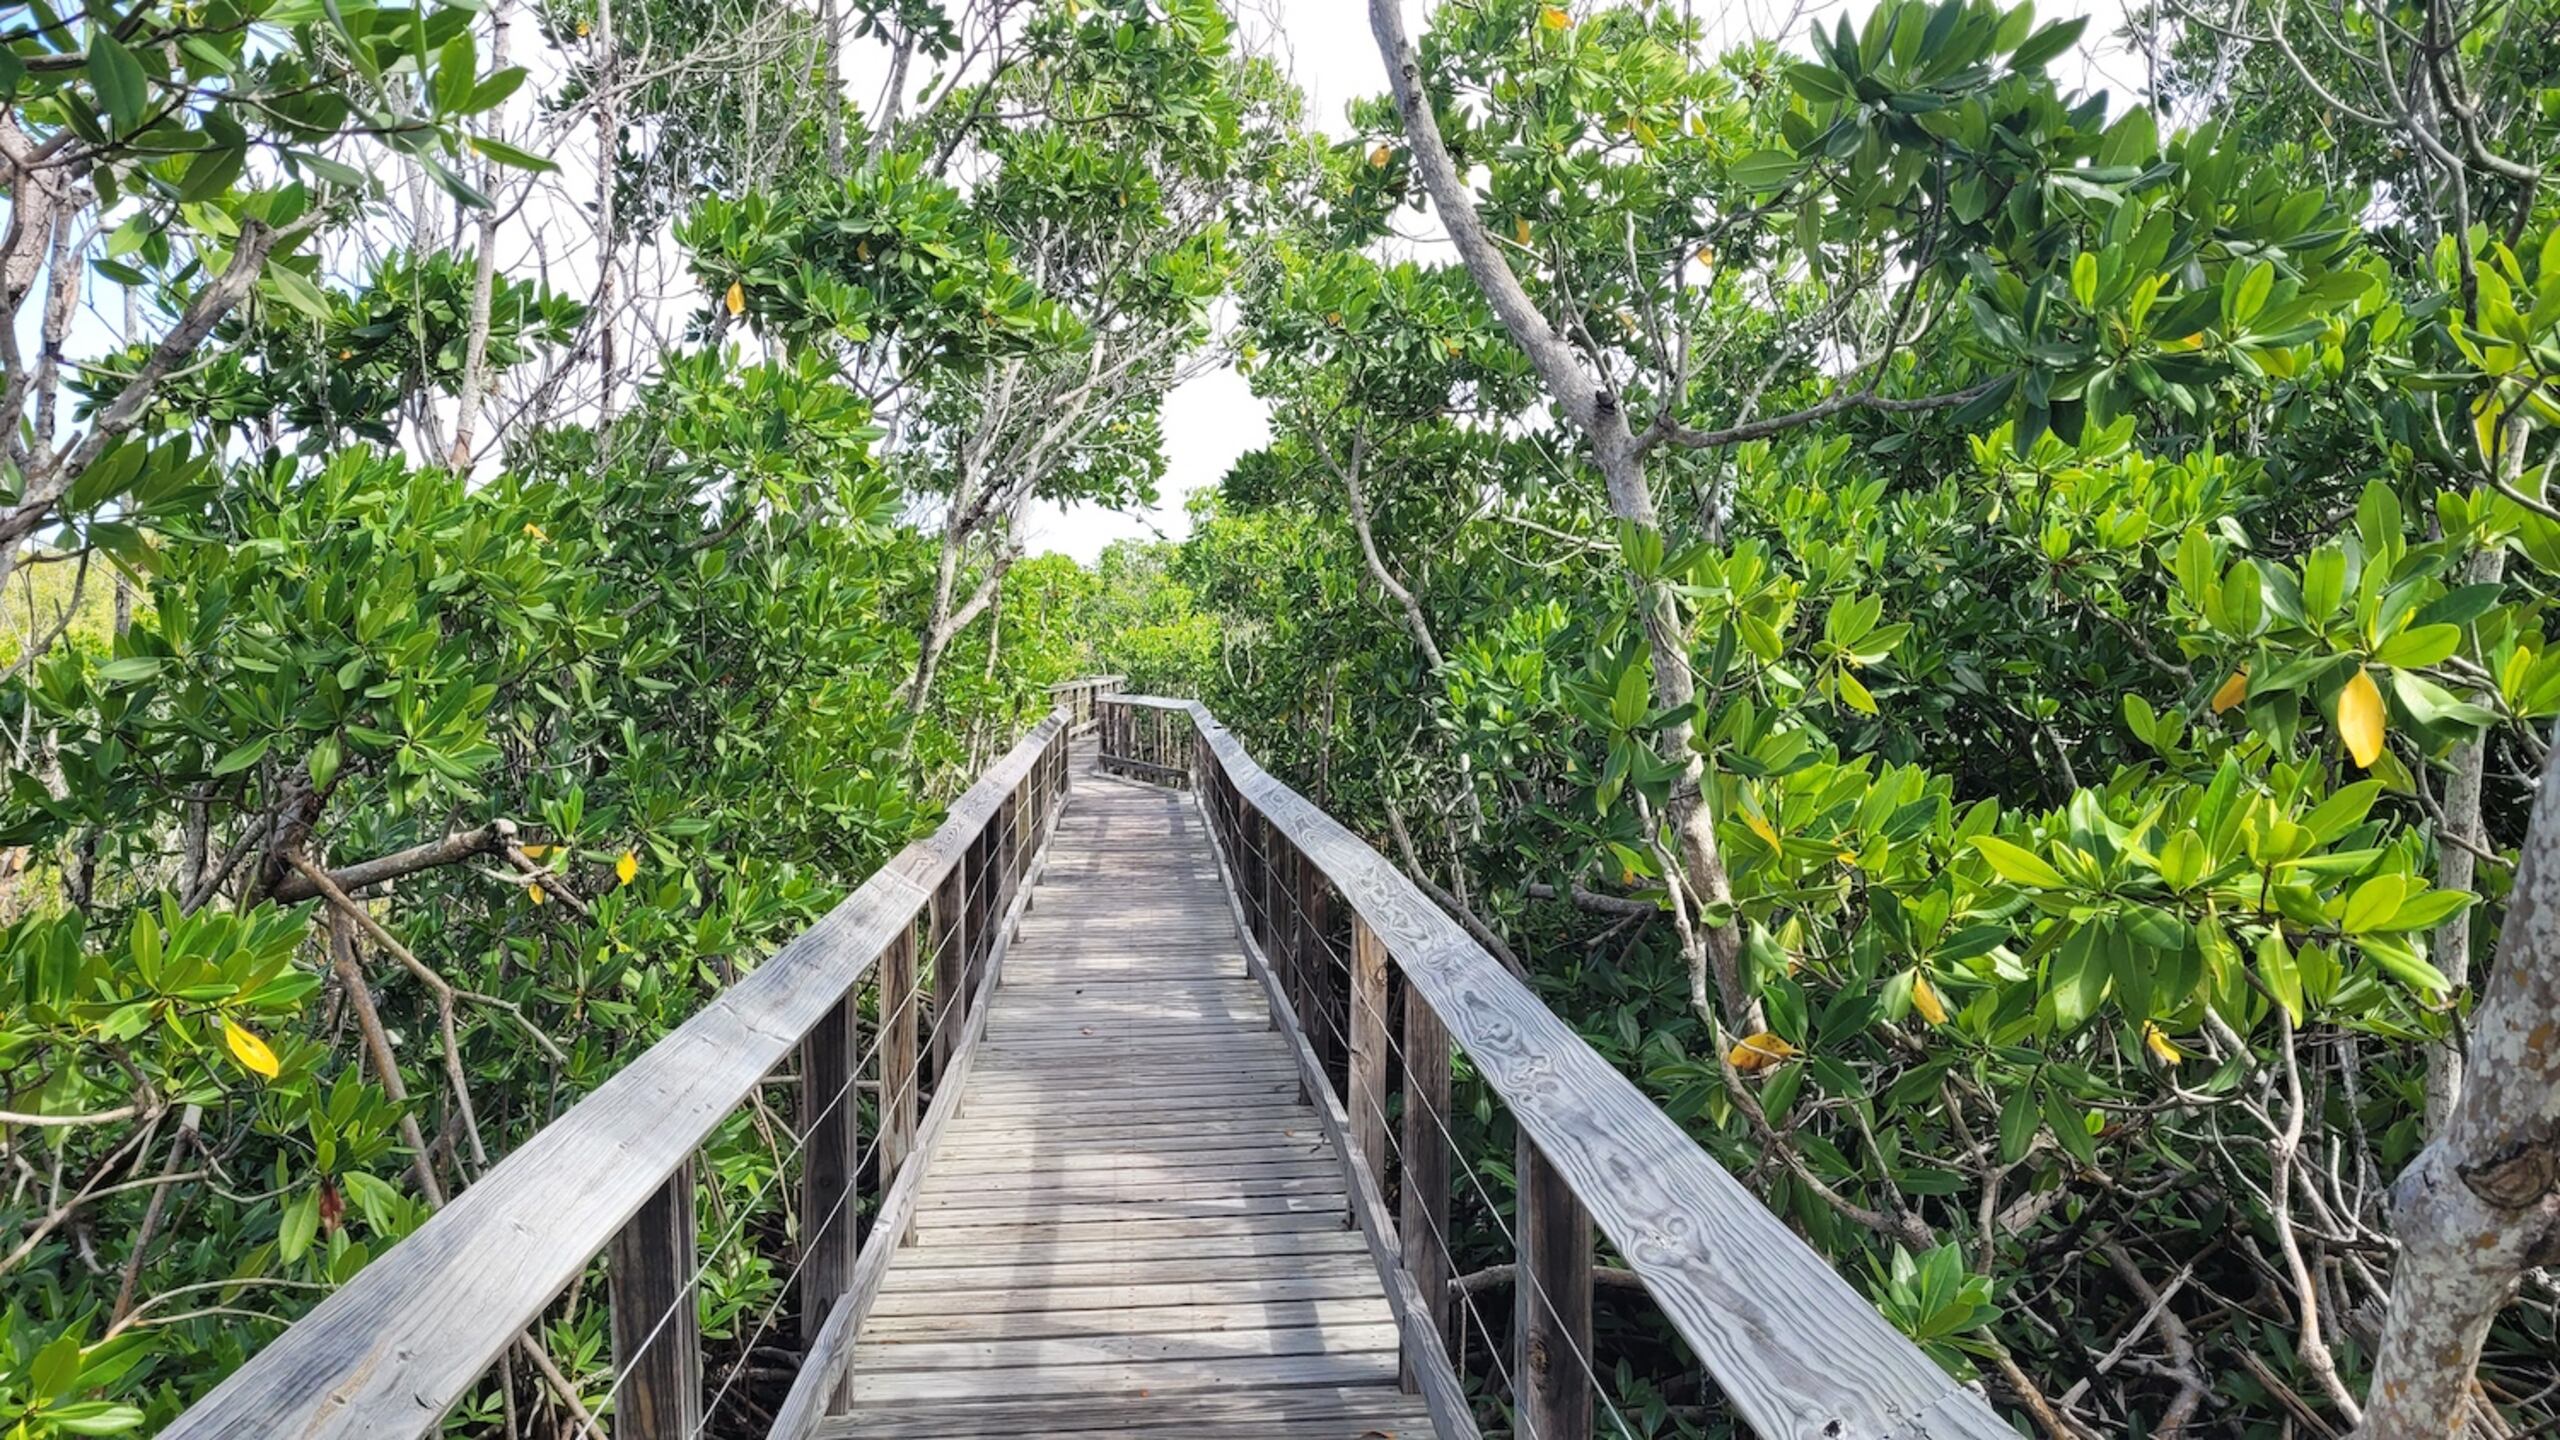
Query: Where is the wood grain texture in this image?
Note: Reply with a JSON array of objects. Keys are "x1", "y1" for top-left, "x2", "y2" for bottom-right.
[
  {"x1": 608, "y1": 1163, "x2": 701, "y2": 1440},
  {"x1": 1348, "y1": 915, "x2": 1391, "y2": 1195},
  {"x1": 1515, "y1": 1130, "x2": 1594, "y2": 1440},
  {"x1": 1400, "y1": 990, "x2": 1453, "y2": 1396},
  {"x1": 835, "y1": 757, "x2": 1448, "y2": 1437},
  {"x1": 162, "y1": 716, "x2": 1068, "y2": 1440},
  {"x1": 800, "y1": 988, "x2": 861, "y2": 1348},
  {"x1": 1159, "y1": 699, "x2": 2017, "y2": 1440}
]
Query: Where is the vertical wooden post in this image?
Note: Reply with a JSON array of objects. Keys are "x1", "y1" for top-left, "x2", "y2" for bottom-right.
[
  {"x1": 798, "y1": 991, "x2": 859, "y2": 1346},
  {"x1": 876, "y1": 924, "x2": 920, "y2": 1230},
  {"x1": 1514, "y1": 1132, "x2": 1594, "y2": 1440},
  {"x1": 1347, "y1": 915, "x2": 1390, "y2": 1186},
  {"x1": 1400, "y1": 988, "x2": 1453, "y2": 1394},
  {"x1": 610, "y1": 1162, "x2": 702, "y2": 1439},
  {"x1": 929, "y1": 863, "x2": 967, "y2": 1079},
  {"x1": 1299, "y1": 852, "x2": 1334, "y2": 1075}
]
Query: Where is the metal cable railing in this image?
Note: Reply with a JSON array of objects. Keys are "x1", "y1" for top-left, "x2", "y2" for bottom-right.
[
  {"x1": 1095, "y1": 694, "x2": 2016, "y2": 1440},
  {"x1": 162, "y1": 689, "x2": 1090, "y2": 1440}
]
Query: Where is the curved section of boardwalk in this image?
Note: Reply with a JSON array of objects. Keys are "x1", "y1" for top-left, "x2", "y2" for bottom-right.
[{"x1": 824, "y1": 761, "x2": 1437, "y2": 1439}]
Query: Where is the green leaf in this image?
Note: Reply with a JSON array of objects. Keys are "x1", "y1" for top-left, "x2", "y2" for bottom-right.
[
  {"x1": 1969, "y1": 835, "x2": 2067, "y2": 888},
  {"x1": 1998, "y1": 1084, "x2": 2039, "y2": 1164},
  {"x1": 2373, "y1": 624, "x2": 2460, "y2": 669},
  {"x1": 2340, "y1": 874, "x2": 2407, "y2": 934},
  {"x1": 87, "y1": 30, "x2": 148, "y2": 133},
  {"x1": 469, "y1": 134, "x2": 559, "y2": 173},
  {"x1": 210, "y1": 734, "x2": 273, "y2": 777},
  {"x1": 2008, "y1": 14, "x2": 2086, "y2": 70},
  {"x1": 1729, "y1": 149, "x2": 1801, "y2": 193}
]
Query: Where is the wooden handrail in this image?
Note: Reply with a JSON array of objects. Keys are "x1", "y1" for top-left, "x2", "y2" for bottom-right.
[
  {"x1": 1096, "y1": 695, "x2": 2013, "y2": 1440},
  {"x1": 165, "y1": 712, "x2": 1076, "y2": 1440},
  {"x1": 1046, "y1": 674, "x2": 1125, "y2": 737}
]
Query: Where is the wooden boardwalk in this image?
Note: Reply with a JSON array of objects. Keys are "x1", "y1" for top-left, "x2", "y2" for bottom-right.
[{"x1": 823, "y1": 759, "x2": 1438, "y2": 1438}]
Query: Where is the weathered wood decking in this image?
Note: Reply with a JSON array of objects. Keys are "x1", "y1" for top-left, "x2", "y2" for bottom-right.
[{"x1": 823, "y1": 758, "x2": 1436, "y2": 1438}]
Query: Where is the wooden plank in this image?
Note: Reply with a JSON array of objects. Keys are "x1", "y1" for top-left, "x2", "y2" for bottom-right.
[
  {"x1": 879, "y1": 1252, "x2": 1379, "y2": 1292},
  {"x1": 607, "y1": 1163, "x2": 701, "y2": 1440},
  {"x1": 1515, "y1": 1130, "x2": 1593, "y2": 1440},
  {"x1": 862, "y1": 1297, "x2": 1395, "y2": 1344},
  {"x1": 897, "y1": 1228, "x2": 1370, "y2": 1268},
  {"x1": 817, "y1": 1386, "x2": 1434, "y2": 1439},
  {"x1": 851, "y1": 1321, "x2": 1403, "y2": 1374},
  {"x1": 1167, "y1": 698, "x2": 2017, "y2": 1440},
  {"x1": 866, "y1": 1273, "x2": 1388, "y2": 1318},
  {"x1": 851, "y1": 1350, "x2": 1401, "y2": 1404}
]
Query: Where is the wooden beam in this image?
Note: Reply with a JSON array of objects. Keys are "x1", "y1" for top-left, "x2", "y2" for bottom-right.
[{"x1": 609, "y1": 1163, "x2": 702, "y2": 1440}]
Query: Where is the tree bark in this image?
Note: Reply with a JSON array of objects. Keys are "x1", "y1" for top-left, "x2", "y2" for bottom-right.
[
  {"x1": 2361, "y1": 720, "x2": 2560, "y2": 1435},
  {"x1": 1367, "y1": 0, "x2": 1752, "y2": 1026}
]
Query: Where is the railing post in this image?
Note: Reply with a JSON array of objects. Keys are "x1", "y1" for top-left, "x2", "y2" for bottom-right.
[
  {"x1": 929, "y1": 862, "x2": 966, "y2": 1080},
  {"x1": 1347, "y1": 914, "x2": 1390, "y2": 1187},
  {"x1": 1401, "y1": 988, "x2": 1452, "y2": 1394},
  {"x1": 609, "y1": 1161, "x2": 703, "y2": 1439},
  {"x1": 1515, "y1": 1131, "x2": 1595, "y2": 1440},
  {"x1": 1299, "y1": 848, "x2": 1334, "y2": 1076},
  {"x1": 876, "y1": 921, "x2": 919, "y2": 1236},
  {"x1": 799, "y1": 989, "x2": 860, "y2": 1354}
]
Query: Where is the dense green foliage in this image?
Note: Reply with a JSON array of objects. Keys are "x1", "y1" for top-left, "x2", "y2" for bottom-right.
[{"x1": 6, "y1": 0, "x2": 2558, "y2": 1432}]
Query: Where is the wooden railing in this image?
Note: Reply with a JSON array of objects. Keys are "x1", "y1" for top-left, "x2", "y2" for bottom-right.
[
  {"x1": 1046, "y1": 673, "x2": 1124, "y2": 736},
  {"x1": 1097, "y1": 695, "x2": 2014, "y2": 1440},
  {"x1": 165, "y1": 710, "x2": 1078, "y2": 1440}
]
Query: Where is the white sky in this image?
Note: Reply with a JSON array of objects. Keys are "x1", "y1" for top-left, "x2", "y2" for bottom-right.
[{"x1": 1023, "y1": 0, "x2": 2145, "y2": 562}]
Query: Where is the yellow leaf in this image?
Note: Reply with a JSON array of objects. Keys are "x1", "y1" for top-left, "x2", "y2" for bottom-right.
[
  {"x1": 1368, "y1": 144, "x2": 1391, "y2": 168},
  {"x1": 616, "y1": 850, "x2": 639, "y2": 886},
  {"x1": 224, "y1": 1019, "x2": 280, "y2": 1080},
  {"x1": 1443, "y1": 338, "x2": 1464, "y2": 357},
  {"x1": 1514, "y1": 216, "x2": 1533, "y2": 246},
  {"x1": 1539, "y1": 4, "x2": 1572, "y2": 28},
  {"x1": 576, "y1": 18, "x2": 590, "y2": 36},
  {"x1": 528, "y1": 884, "x2": 548, "y2": 906},
  {"x1": 724, "y1": 280, "x2": 746, "y2": 317},
  {"x1": 1742, "y1": 808, "x2": 1780, "y2": 850},
  {"x1": 2338, "y1": 667, "x2": 2385, "y2": 768},
  {"x1": 521, "y1": 522, "x2": 549, "y2": 543},
  {"x1": 2210, "y1": 668, "x2": 2248, "y2": 714},
  {"x1": 519, "y1": 843, "x2": 552, "y2": 859},
  {"x1": 1911, "y1": 973, "x2": 1948, "y2": 1025},
  {"x1": 2143, "y1": 1022, "x2": 2186, "y2": 1066},
  {"x1": 1727, "y1": 1031, "x2": 1796, "y2": 1073}
]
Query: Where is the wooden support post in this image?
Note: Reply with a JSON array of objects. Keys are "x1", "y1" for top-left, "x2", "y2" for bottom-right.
[
  {"x1": 928, "y1": 864, "x2": 966, "y2": 1079},
  {"x1": 1515, "y1": 1131, "x2": 1595, "y2": 1440},
  {"x1": 876, "y1": 923, "x2": 919, "y2": 1230},
  {"x1": 1347, "y1": 914, "x2": 1390, "y2": 1187},
  {"x1": 798, "y1": 991, "x2": 860, "y2": 1348},
  {"x1": 1300, "y1": 849, "x2": 1334, "y2": 1076},
  {"x1": 609, "y1": 1162, "x2": 702, "y2": 1439},
  {"x1": 1401, "y1": 988, "x2": 1453, "y2": 1394}
]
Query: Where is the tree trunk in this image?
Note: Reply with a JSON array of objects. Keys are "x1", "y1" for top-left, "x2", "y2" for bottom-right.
[
  {"x1": 2361, "y1": 721, "x2": 2560, "y2": 1435},
  {"x1": 449, "y1": 0, "x2": 512, "y2": 470},
  {"x1": 1365, "y1": 0, "x2": 1753, "y2": 1025}
]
